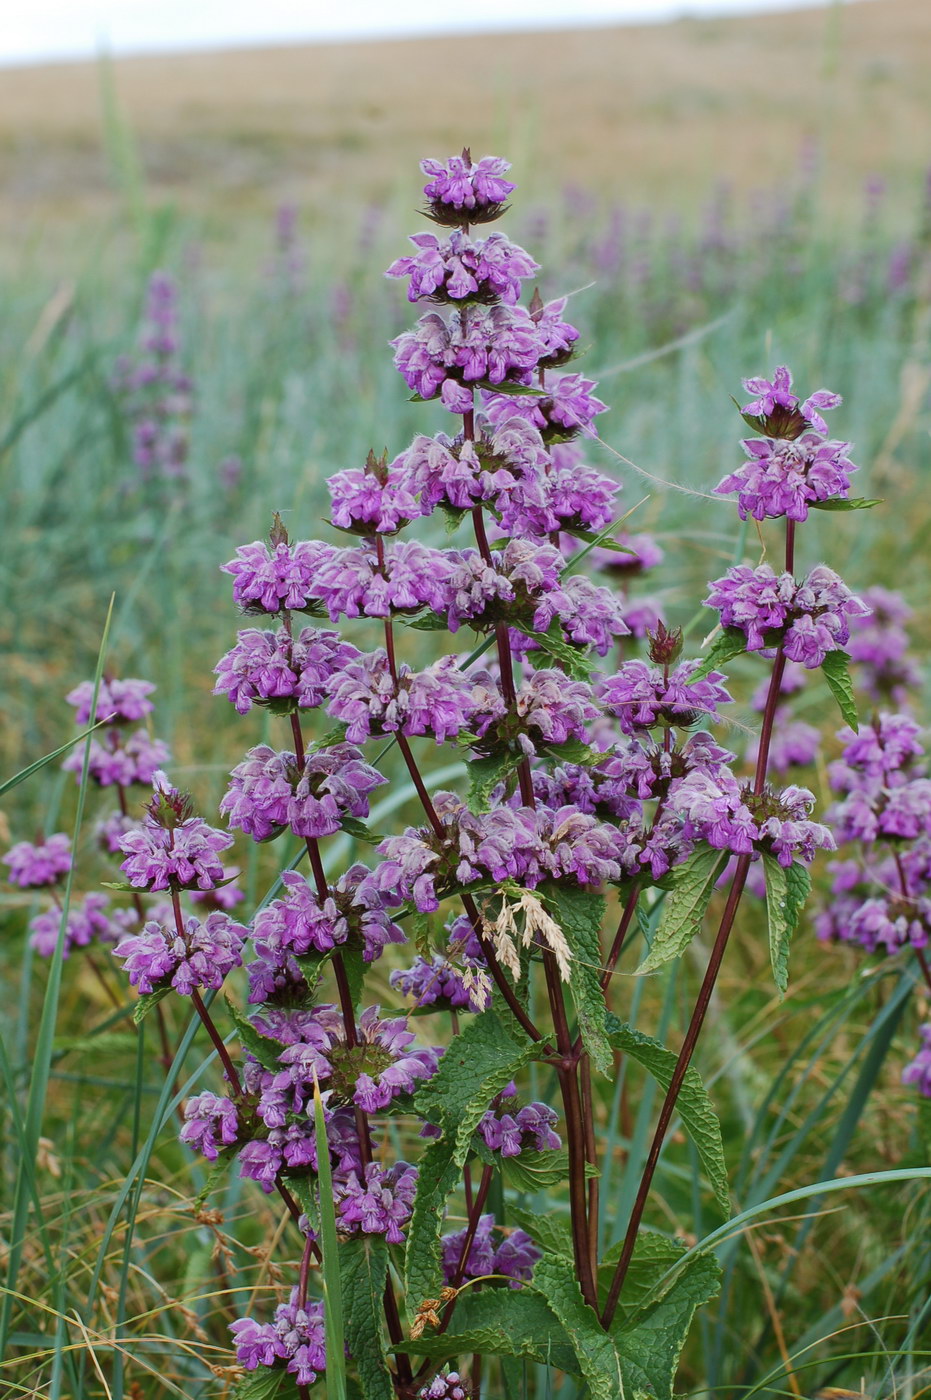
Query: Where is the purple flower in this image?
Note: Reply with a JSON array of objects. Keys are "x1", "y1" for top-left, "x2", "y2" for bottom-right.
[
  {"x1": 390, "y1": 952, "x2": 491, "y2": 1014},
  {"x1": 96, "y1": 811, "x2": 142, "y2": 855},
  {"x1": 673, "y1": 771, "x2": 834, "y2": 866},
  {"x1": 327, "y1": 454, "x2": 424, "y2": 535},
  {"x1": 334, "y1": 1161, "x2": 418, "y2": 1243},
  {"x1": 273, "y1": 1004, "x2": 440, "y2": 1115},
  {"x1": 4, "y1": 833, "x2": 71, "y2": 888},
  {"x1": 120, "y1": 785, "x2": 233, "y2": 892},
  {"x1": 310, "y1": 540, "x2": 453, "y2": 622},
  {"x1": 394, "y1": 416, "x2": 548, "y2": 516},
  {"x1": 532, "y1": 295, "x2": 581, "y2": 368},
  {"x1": 740, "y1": 365, "x2": 842, "y2": 437},
  {"x1": 387, "y1": 228, "x2": 538, "y2": 304},
  {"x1": 419, "y1": 1373, "x2": 471, "y2": 1400},
  {"x1": 251, "y1": 866, "x2": 403, "y2": 975},
  {"x1": 420, "y1": 151, "x2": 516, "y2": 221},
  {"x1": 214, "y1": 626, "x2": 359, "y2": 715},
  {"x1": 847, "y1": 587, "x2": 920, "y2": 704},
  {"x1": 441, "y1": 1214, "x2": 539, "y2": 1287},
  {"x1": 902, "y1": 1025, "x2": 931, "y2": 1096},
  {"x1": 230, "y1": 1289, "x2": 326, "y2": 1386},
  {"x1": 470, "y1": 666, "x2": 599, "y2": 757},
  {"x1": 599, "y1": 660, "x2": 732, "y2": 733},
  {"x1": 112, "y1": 910, "x2": 246, "y2": 995},
  {"x1": 483, "y1": 373, "x2": 608, "y2": 439},
  {"x1": 222, "y1": 535, "x2": 334, "y2": 615},
  {"x1": 29, "y1": 892, "x2": 123, "y2": 958},
  {"x1": 704, "y1": 563, "x2": 870, "y2": 666},
  {"x1": 715, "y1": 434, "x2": 858, "y2": 521},
  {"x1": 391, "y1": 305, "x2": 543, "y2": 405},
  {"x1": 477, "y1": 1100, "x2": 561, "y2": 1157},
  {"x1": 501, "y1": 445, "x2": 620, "y2": 538},
  {"x1": 63, "y1": 728, "x2": 171, "y2": 788},
  {"x1": 66, "y1": 676, "x2": 156, "y2": 726},
  {"x1": 221, "y1": 744, "x2": 385, "y2": 842},
  {"x1": 325, "y1": 651, "x2": 475, "y2": 745},
  {"x1": 180, "y1": 1092, "x2": 239, "y2": 1160}
]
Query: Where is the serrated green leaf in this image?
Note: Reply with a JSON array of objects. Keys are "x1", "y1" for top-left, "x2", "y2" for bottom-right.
[
  {"x1": 606, "y1": 1016, "x2": 730, "y2": 1214},
  {"x1": 473, "y1": 378, "x2": 547, "y2": 397},
  {"x1": 509, "y1": 1205, "x2": 574, "y2": 1260},
  {"x1": 762, "y1": 856, "x2": 811, "y2": 997},
  {"x1": 597, "y1": 1229, "x2": 689, "y2": 1317},
  {"x1": 406, "y1": 1012, "x2": 538, "y2": 1305},
  {"x1": 809, "y1": 496, "x2": 883, "y2": 512},
  {"x1": 101, "y1": 880, "x2": 138, "y2": 892},
  {"x1": 467, "y1": 752, "x2": 519, "y2": 814},
  {"x1": 340, "y1": 1236, "x2": 393, "y2": 1400},
  {"x1": 132, "y1": 986, "x2": 172, "y2": 1025},
  {"x1": 820, "y1": 649, "x2": 859, "y2": 732},
  {"x1": 229, "y1": 1365, "x2": 290, "y2": 1400},
  {"x1": 405, "y1": 612, "x2": 450, "y2": 632},
  {"x1": 611, "y1": 1253, "x2": 722, "y2": 1400},
  {"x1": 193, "y1": 1148, "x2": 238, "y2": 1210},
  {"x1": 540, "y1": 883, "x2": 612, "y2": 1075},
  {"x1": 294, "y1": 949, "x2": 331, "y2": 998},
  {"x1": 339, "y1": 816, "x2": 386, "y2": 844},
  {"x1": 336, "y1": 946, "x2": 367, "y2": 1010},
  {"x1": 440, "y1": 503, "x2": 468, "y2": 534},
  {"x1": 404, "y1": 1287, "x2": 578, "y2": 1373},
  {"x1": 690, "y1": 627, "x2": 748, "y2": 681},
  {"x1": 635, "y1": 846, "x2": 727, "y2": 976},
  {"x1": 513, "y1": 620, "x2": 593, "y2": 681},
  {"x1": 532, "y1": 1255, "x2": 626, "y2": 1400},
  {"x1": 502, "y1": 1148, "x2": 587, "y2": 1192},
  {"x1": 224, "y1": 996, "x2": 286, "y2": 1072}
]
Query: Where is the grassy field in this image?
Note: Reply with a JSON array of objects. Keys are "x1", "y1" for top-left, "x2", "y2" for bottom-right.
[{"x1": 2, "y1": 3, "x2": 931, "y2": 1396}]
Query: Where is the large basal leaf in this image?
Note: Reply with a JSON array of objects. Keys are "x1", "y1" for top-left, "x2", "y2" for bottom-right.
[
  {"x1": 406, "y1": 1012, "x2": 538, "y2": 1307},
  {"x1": 606, "y1": 1016, "x2": 730, "y2": 1213},
  {"x1": 532, "y1": 1255, "x2": 627, "y2": 1400},
  {"x1": 611, "y1": 1253, "x2": 722, "y2": 1400},
  {"x1": 509, "y1": 1205, "x2": 574, "y2": 1261},
  {"x1": 597, "y1": 1228, "x2": 689, "y2": 1317},
  {"x1": 339, "y1": 1235, "x2": 394, "y2": 1400},
  {"x1": 541, "y1": 883, "x2": 612, "y2": 1074},
  {"x1": 404, "y1": 1286, "x2": 578, "y2": 1375},
  {"x1": 635, "y1": 846, "x2": 726, "y2": 976},
  {"x1": 762, "y1": 855, "x2": 812, "y2": 997},
  {"x1": 820, "y1": 648, "x2": 859, "y2": 732},
  {"x1": 690, "y1": 627, "x2": 747, "y2": 681}
]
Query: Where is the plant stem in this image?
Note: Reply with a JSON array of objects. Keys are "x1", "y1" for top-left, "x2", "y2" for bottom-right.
[{"x1": 189, "y1": 986, "x2": 243, "y2": 1098}]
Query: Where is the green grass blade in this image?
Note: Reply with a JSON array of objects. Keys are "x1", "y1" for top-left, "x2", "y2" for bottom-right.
[{"x1": 313, "y1": 1076, "x2": 348, "y2": 1400}]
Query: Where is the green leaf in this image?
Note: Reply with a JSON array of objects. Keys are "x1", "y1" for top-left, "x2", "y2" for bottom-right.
[
  {"x1": 101, "y1": 880, "x2": 138, "y2": 892},
  {"x1": 339, "y1": 816, "x2": 386, "y2": 844},
  {"x1": 0, "y1": 718, "x2": 110, "y2": 799},
  {"x1": 406, "y1": 1011, "x2": 538, "y2": 1305},
  {"x1": 820, "y1": 649, "x2": 859, "y2": 732},
  {"x1": 224, "y1": 996, "x2": 286, "y2": 1072},
  {"x1": 132, "y1": 987, "x2": 172, "y2": 1025},
  {"x1": 193, "y1": 1148, "x2": 238, "y2": 1210},
  {"x1": 540, "y1": 883, "x2": 611, "y2": 1074},
  {"x1": 340, "y1": 1236, "x2": 393, "y2": 1400},
  {"x1": 606, "y1": 1016, "x2": 730, "y2": 1214},
  {"x1": 440, "y1": 503, "x2": 468, "y2": 534},
  {"x1": 294, "y1": 949, "x2": 332, "y2": 998},
  {"x1": 472, "y1": 378, "x2": 547, "y2": 397},
  {"x1": 509, "y1": 1206, "x2": 574, "y2": 1260},
  {"x1": 404, "y1": 1287, "x2": 578, "y2": 1374},
  {"x1": 229, "y1": 1366, "x2": 292, "y2": 1400},
  {"x1": 611, "y1": 1253, "x2": 722, "y2": 1400},
  {"x1": 336, "y1": 946, "x2": 367, "y2": 1009},
  {"x1": 762, "y1": 856, "x2": 812, "y2": 998},
  {"x1": 313, "y1": 1080, "x2": 348, "y2": 1400},
  {"x1": 689, "y1": 627, "x2": 748, "y2": 681},
  {"x1": 597, "y1": 1228, "x2": 689, "y2": 1317},
  {"x1": 635, "y1": 846, "x2": 727, "y2": 976},
  {"x1": 467, "y1": 752, "x2": 519, "y2": 814},
  {"x1": 513, "y1": 620, "x2": 593, "y2": 681},
  {"x1": 809, "y1": 496, "x2": 883, "y2": 512},
  {"x1": 532, "y1": 1255, "x2": 626, "y2": 1400},
  {"x1": 405, "y1": 612, "x2": 450, "y2": 631},
  {"x1": 502, "y1": 1148, "x2": 598, "y2": 1192}
]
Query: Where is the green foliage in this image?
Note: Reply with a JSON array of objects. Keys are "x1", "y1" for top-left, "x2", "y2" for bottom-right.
[
  {"x1": 131, "y1": 986, "x2": 171, "y2": 1025},
  {"x1": 467, "y1": 751, "x2": 519, "y2": 813},
  {"x1": 512, "y1": 619, "x2": 594, "y2": 680},
  {"x1": 762, "y1": 856, "x2": 812, "y2": 997},
  {"x1": 820, "y1": 648, "x2": 860, "y2": 731},
  {"x1": 339, "y1": 1236, "x2": 394, "y2": 1400},
  {"x1": 224, "y1": 994, "x2": 287, "y2": 1070},
  {"x1": 532, "y1": 1255, "x2": 627, "y2": 1400},
  {"x1": 610, "y1": 1253, "x2": 723, "y2": 1400},
  {"x1": 313, "y1": 1081, "x2": 348, "y2": 1400},
  {"x1": 230, "y1": 1366, "x2": 297, "y2": 1400},
  {"x1": 690, "y1": 627, "x2": 747, "y2": 680},
  {"x1": 635, "y1": 846, "x2": 727, "y2": 976},
  {"x1": 810, "y1": 496, "x2": 883, "y2": 511},
  {"x1": 540, "y1": 882, "x2": 612, "y2": 1073},
  {"x1": 606, "y1": 1016, "x2": 730, "y2": 1212},
  {"x1": 502, "y1": 1147, "x2": 599, "y2": 1192},
  {"x1": 405, "y1": 1286, "x2": 579, "y2": 1374}
]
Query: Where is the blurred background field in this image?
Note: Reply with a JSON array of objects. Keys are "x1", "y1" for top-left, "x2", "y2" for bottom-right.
[{"x1": 2, "y1": 1, "x2": 931, "y2": 1396}]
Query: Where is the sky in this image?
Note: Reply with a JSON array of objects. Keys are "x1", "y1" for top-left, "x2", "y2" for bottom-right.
[{"x1": 3, "y1": 0, "x2": 846, "y2": 66}]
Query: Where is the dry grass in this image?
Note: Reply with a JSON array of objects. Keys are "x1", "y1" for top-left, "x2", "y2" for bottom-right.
[{"x1": 1, "y1": 0, "x2": 929, "y2": 230}]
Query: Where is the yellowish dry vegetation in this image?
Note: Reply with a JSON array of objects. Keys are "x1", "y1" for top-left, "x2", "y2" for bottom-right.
[{"x1": 0, "y1": 0, "x2": 928, "y2": 228}]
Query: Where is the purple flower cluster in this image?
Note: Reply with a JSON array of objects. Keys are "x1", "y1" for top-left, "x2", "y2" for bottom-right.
[
  {"x1": 221, "y1": 744, "x2": 385, "y2": 841},
  {"x1": 704, "y1": 563, "x2": 870, "y2": 667},
  {"x1": 63, "y1": 727, "x2": 171, "y2": 789},
  {"x1": 311, "y1": 540, "x2": 453, "y2": 622},
  {"x1": 740, "y1": 365, "x2": 841, "y2": 437},
  {"x1": 387, "y1": 228, "x2": 538, "y2": 304},
  {"x1": 214, "y1": 626, "x2": 358, "y2": 715},
  {"x1": 421, "y1": 151, "x2": 516, "y2": 220},
  {"x1": 391, "y1": 305, "x2": 544, "y2": 405},
  {"x1": 334, "y1": 1161, "x2": 418, "y2": 1243},
  {"x1": 419, "y1": 1373, "x2": 471, "y2": 1400},
  {"x1": 180, "y1": 1091, "x2": 240, "y2": 1159},
  {"x1": 327, "y1": 457, "x2": 423, "y2": 536},
  {"x1": 477, "y1": 1099, "x2": 561, "y2": 1157},
  {"x1": 113, "y1": 910, "x2": 246, "y2": 995},
  {"x1": 111, "y1": 271, "x2": 193, "y2": 481},
  {"x1": 483, "y1": 372, "x2": 608, "y2": 439},
  {"x1": 120, "y1": 796, "x2": 233, "y2": 892},
  {"x1": 251, "y1": 866, "x2": 403, "y2": 975},
  {"x1": 600, "y1": 660, "x2": 731, "y2": 733},
  {"x1": 66, "y1": 676, "x2": 156, "y2": 726},
  {"x1": 672, "y1": 770, "x2": 834, "y2": 867},
  {"x1": 230, "y1": 1290, "x2": 326, "y2": 1387},
  {"x1": 4, "y1": 833, "x2": 72, "y2": 888},
  {"x1": 469, "y1": 666, "x2": 599, "y2": 758},
  {"x1": 29, "y1": 893, "x2": 129, "y2": 958},
  {"x1": 222, "y1": 533, "x2": 334, "y2": 615},
  {"x1": 846, "y1": 586, "x2": 920, "y2": 704},
  {"x1": 325, "y1": 651, "x2": 474, "y2": 744},
  {"x1": 441, "y1": 1214, "x2": 540, "y2": 1287},
  {"x1": 716, "y1": 433, "x2": 857, "y2": 522},
  {"x1": 902, "y1": 1026, "x2": 931, "y2": 1097},
  {"x1": 393, "y1": 416, "x2": 548, "y2": 516}
]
